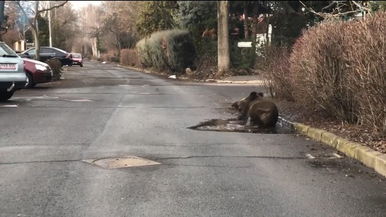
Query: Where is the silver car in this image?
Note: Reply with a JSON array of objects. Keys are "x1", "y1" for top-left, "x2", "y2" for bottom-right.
[{"x1": 0, "y1": 42, "x2": 27, "y2": 101}]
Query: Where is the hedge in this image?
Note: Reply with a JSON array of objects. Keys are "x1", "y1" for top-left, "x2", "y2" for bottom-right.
[{"x1": 136, "y1": 29, "x2": 196, "y2": 74}]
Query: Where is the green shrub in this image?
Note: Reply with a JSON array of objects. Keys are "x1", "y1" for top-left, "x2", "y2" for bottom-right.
[
  {"x1": 120, "y1": 49, "x2": 140, "y2": 67},
  {"x1": 136, "y1": 29, "x2": 196, "y2": 74},
  {"x1": 231, "y1": 41, "x2": 256, "y2": 72}
]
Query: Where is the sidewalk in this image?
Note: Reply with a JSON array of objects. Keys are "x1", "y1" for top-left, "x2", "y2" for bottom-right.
[{"x1": 206, "y1": 75, "x2": 266, "y2": 85}]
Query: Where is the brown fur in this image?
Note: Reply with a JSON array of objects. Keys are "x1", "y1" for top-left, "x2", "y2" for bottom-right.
[{"x1": 232, "y1": 92, "x2": 278, "y2": 128}]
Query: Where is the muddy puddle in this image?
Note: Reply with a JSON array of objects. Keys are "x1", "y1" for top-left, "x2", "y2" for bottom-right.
[{"x1": 188, "y1": 117, "x2": 294, "y2": 134}]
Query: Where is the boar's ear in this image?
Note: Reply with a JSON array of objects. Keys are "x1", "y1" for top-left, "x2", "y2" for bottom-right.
[
  {"x1": 249, "y1": 91, "x2": 257, "y2": 100},
  {"x1": 257, "y1": 92, "x2": 264, "y2": 97},
  {"x1": 232, "y1": 101, "x2": 239, "y2": 109}
]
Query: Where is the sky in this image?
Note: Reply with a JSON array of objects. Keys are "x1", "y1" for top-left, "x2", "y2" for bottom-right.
[{"x1": 70, "y1": 1, "x2": 102, "y2": 10}]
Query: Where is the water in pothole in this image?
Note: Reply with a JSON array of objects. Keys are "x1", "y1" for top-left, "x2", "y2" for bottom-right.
[{"x1": 188, "y1": 117, "x2": 294, "y2": 134}]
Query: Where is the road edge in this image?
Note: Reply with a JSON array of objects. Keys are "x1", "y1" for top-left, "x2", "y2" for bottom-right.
[
  {"x1": 116, "y1": 64, "x2": 265, "y2": 84},
  {"x1": 279, "y1": 117, "x2": 386, "y2": 178}
]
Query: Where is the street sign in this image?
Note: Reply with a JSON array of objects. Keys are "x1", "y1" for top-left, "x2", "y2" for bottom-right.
[{"x1": 237, "y1": 42, "x2": 252, "y2": 48}]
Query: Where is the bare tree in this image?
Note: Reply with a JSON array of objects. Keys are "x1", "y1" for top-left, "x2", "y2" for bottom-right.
[
  {"x1": 17, "y1": 1, "x2": 67, "y2": 60},
  {"x1": 217, "y1": 1, "x2": 230, "y2": 77},
  {"x1": 299, "y1": 1, "x2": 372, "y2": 20}
]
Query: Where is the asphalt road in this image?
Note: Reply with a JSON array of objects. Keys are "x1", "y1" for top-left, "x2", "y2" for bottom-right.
[{"x1": 0, "y1": 61, "x2": 385, "y2": 217}]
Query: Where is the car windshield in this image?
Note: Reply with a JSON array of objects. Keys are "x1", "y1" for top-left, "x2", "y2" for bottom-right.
[
  {"x1": 0, "y1": 42, "x2": 18, "y2": 57},
  {"x1": 72, "y1": 53, "x2": 81, "y2": 58},
  {"x1": 22, "y1": 48, "x2": 36, "y2": 55}
]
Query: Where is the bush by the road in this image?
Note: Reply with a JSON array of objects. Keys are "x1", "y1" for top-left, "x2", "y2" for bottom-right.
[
  {"x1": 45, "y1": 58, "x2": 62, "y2": 81},
  {"x1": 120, "y1": 49, "x2": 140, "y2": 67},
  {"x1": 136, "y1": 29, "x2": 196, "y2": 74},
  {"x1": 100, "y1": 51, "x2": 119, "y2": 63},
  {"x1": 286, "y1": 12, "x2": 385, "y2": 134},
  {"x1": 260, "y1": 46, "x2": 294, "y2": 101}
]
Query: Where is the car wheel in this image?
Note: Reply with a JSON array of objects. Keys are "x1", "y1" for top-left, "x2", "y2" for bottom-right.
[
  {"x1": 25, "y1": 73, "x2": 36, "y2": 88},
  {"x1": 0, "y1": 89, "x2": 15, "y2": 102},
  {"x1": 80, "y1": 63, "x2": 83, "y2": 67}
]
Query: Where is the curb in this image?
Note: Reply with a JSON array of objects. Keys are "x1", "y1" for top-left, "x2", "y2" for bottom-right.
[
  {"x1": 211, "y1": 80, "x2": 266, "y2": 85},
  {"x1": 281, "y1": 117, "x2": 386, "y2": 178},
  {"x1": 116, "y1": 64, "x2": 267, "y2": 85}
]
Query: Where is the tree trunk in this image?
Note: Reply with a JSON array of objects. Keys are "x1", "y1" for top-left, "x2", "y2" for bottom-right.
[
  {"x1": 32, "y1": 26, "x2": 40, "y2": 60},
  {"x1": 217, "y1": 1, "x2": 230, "y2": 77},
  {"x1": 34, "y1": 1, "x2": 40, "y2": 60},
  {"x1": 251, "y1": 3, "x2": 258, "y2": 43},
  {"x1": 243, "y1": 2, "x2": 249, "y2": 39}
]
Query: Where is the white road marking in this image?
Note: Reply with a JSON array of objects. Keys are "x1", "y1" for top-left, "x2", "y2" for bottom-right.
[
  {"x1": 306, "y1": 153, "x2": 315, "y2": 159},
  {"x1": 68, "y1": 99, "x2": 93, "y2": 102},
  {"x1": 0, "y1": 104, "x2": 18, "y2": 108},
  {"x1": 332, "y1": 153, "x2": 343, "y2": 159}
]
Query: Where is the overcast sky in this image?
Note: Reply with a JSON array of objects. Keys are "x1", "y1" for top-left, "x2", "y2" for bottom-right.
[{"x1": 70, "y1": 1, "x2": 102, "y2": 10}]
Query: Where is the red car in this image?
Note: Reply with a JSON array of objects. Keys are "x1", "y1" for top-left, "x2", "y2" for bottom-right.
[
  {"x1": 71, "y1": 53, "x2": 83, "y2": 67},
  {"x1": 23, "y1": 58, "x2": 53, "y2": 88}
]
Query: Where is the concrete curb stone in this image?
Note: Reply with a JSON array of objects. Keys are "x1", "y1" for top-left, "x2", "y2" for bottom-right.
[{"x1": 291, "y1": 122, "x2": 386, "y2": 178}]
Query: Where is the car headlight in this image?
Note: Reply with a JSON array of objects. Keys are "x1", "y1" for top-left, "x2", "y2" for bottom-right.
[{"x1": 35, "y1": 64, "x2": 47, "y2": 71}]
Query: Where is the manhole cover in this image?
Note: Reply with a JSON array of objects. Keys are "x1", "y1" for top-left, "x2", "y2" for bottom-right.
[{"x1": 83, "y1": 156, "x2": 160, "y2": 169}]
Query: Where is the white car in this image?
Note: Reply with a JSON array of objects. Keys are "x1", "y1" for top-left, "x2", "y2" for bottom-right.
[{"x1": 0, "y1": 42, "x2": 27, "y2": 101}]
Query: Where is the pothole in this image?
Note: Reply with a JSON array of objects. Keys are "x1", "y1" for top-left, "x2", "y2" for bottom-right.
[
  {"x1": 188, "y1": 118, "x2": 294, "y2": 134},
  {"x1": 83, "y1": 156, "x2": 161, "y2": 169}
]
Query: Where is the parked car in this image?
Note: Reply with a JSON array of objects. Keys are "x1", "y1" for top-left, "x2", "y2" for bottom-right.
[
  {"x1": 0, "y1": 42, "x2": 27, "y2": 101},
  {"x1": 71, "y1": 53, "x2": 83, "y2": 67},
  {"x1": 23, "y1": 58, "x2": 53, "y2": 88},
  {"x1": 20, "y1": 46, "x2": 73, "y2": 66}
]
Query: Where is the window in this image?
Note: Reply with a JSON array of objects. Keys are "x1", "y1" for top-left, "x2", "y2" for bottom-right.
[
  {"x1": 41, "y1": 48, "x2": 56, "y2": 56},
  {"x1": 0, "y1": 43, "x2": 17, "y2": 56},
  {"x1": 25, "y1": 48, "x2": 36, "y2": 55}
]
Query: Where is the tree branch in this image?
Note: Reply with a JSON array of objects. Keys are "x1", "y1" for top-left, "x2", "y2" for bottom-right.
[
  {"x1": 351, "y1": 1, "x2": 372, "y2": 12},
  {"x1": 322, "y1": 1, "x2": 337, "y2": 11},
  {"x1": 38, "y1": 1, "x2": 68, "y2": 13},
  {"x1": 16, "y1": 1, "x2": 35, "y2": 28},
  {"x1": 300, "y1": 0, "x2": 364, "y2": 19},
  {"x1": 299, "y1": 1, "x2": 329, "y2": 18}
]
